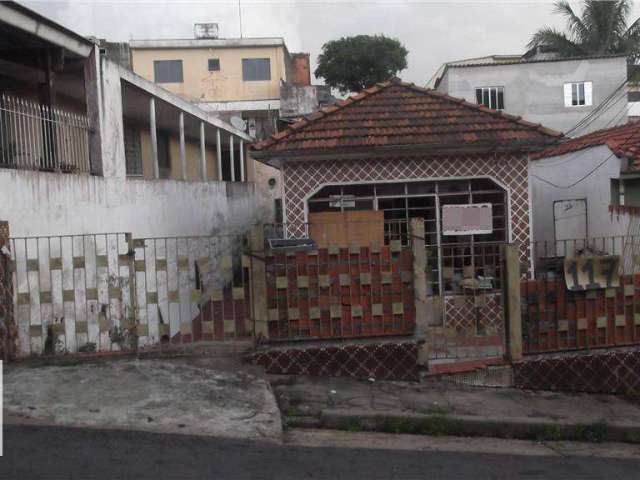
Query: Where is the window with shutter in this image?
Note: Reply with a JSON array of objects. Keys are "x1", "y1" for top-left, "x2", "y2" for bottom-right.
[{"x1": 564, "y1": 81, "x2": 592, "y2": 107}]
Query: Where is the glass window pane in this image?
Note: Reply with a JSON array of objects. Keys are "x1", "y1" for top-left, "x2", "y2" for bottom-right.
[
  {"x1": 242, "y1": 58, "x2": 271, "y2": 81},
  {"x1": 497, "y1": 88, "x2": 504, "y2": 109},
  {"x1": 490, "y1": 88, "x2": 497, "y2": 109},
  {"x1": 572, "y1": 83, "x2": 578, "y2": 105},
  {"x1": 153, "y1": 60, "x2": 183, "y2": 83},
  {"x1": 578, "y1": 82, "x2": 585, "y2": 105},
  {"x1": 476, "y1": 89, "x2": 483, "y2": 105},
  {"x1": 407, "y1": 181, "x2": 436, "y2": 194},
  {"x1": 482, "y1": 88, "x2": 490, "y2": 107},
  {"x1": 376, "y1": 183, "x2": 405, "y2": 196}
]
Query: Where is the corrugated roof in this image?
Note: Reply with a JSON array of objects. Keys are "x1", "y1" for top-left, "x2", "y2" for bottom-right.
[
  {"x1": 252, "y1": 78, "x2": 562, "y2": 156},
  {"x1": 446, "y1": 53, "x2": 627, "y2": 69},
  {"x1": 532, "y1": 121, "x2": 640, "y2": 169}
]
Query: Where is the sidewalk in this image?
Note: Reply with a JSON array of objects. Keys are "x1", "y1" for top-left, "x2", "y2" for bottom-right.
[
  {"x1": 4, "y1": 355, "x2": 282, "y2": 441},
  {"x1": 272, "y1": 374, "x2": 640, "y2": 443}
]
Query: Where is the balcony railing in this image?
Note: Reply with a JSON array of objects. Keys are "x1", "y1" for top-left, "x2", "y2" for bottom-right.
[{"x1": 0, "y1": 94, "x2": 91, "y2": 173}]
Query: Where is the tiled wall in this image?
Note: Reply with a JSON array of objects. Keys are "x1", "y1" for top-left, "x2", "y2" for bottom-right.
[
  {"x1": 282, "y1": 153, "x2": 531, "y2": 268},
  {"x1": 265, "y1": 243, "x2": 415, "y2": 340}
]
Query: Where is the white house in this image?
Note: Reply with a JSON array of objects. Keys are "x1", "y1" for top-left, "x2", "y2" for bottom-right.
[{"x1": 530, "y1": 121, "x2": 640, "y2": 252}]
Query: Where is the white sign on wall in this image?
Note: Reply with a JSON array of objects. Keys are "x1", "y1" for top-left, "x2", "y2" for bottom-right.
[{"x1": 442, "y1": 203, "x2": 493, "y2": 235}]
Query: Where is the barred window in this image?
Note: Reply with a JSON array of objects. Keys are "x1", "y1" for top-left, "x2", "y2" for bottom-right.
[{"x1": 208, "y1": 58, "x2": 220, "y2": 71}]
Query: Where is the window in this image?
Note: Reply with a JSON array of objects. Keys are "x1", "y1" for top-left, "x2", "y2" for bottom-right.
[
  {"x1": 124, "y1": 125, "x2": 142, "y2": 176},
  {"x1": 475, "y1": 86, "x2": 504, "y2": 110},
  {"x1": 157, "y1": 131, "x2": 171, "y2": 179},
  {"x1": 153, "y1": 60, "x2": 183, "y2": 83},
  {"x1": 208, "y1": 58, "x2": 220, "y2": 71},
  {"x1": 242, "y1": 58, "x2": 271, "y2": 81},
  {"x1": 564, "y1": 81, "x2": 592, "y2": 107}
]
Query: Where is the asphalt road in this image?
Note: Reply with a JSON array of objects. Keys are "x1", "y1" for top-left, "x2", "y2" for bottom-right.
[{"x1": 2, "y1": 425, "x2": 639, "y2": 479}]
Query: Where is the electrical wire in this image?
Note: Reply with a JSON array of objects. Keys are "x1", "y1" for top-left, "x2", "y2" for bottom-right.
[{"x1": 531, "y1": 114, "x2": 640, "y2": 189}]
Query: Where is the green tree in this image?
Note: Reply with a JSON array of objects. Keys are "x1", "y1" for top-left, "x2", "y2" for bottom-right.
[
  {"x1": 528, "y1": 1, "x2": 640, "y2": 61},
  {"x1": 314, "y1": 35, "x2": 408, "y2": 94}
]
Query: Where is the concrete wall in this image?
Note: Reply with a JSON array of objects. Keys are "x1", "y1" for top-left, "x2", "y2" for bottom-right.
[
  {"x1": 0, "y1": 169, "x2": 262, "y2": 238},
  {"x1": 437, "y1": 57, "x2": 627, "y2": 135},
  {"x1": 530, "y1": 144, "x2": 628, "y2": 244},
  {"x1": 130, "y1": 46, "x2": 287, "y2": 103}
]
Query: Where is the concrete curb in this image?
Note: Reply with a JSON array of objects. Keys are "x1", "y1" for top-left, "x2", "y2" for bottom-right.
[{"x1": 286, "y1": 409, "x2": 640, "y2": 444}]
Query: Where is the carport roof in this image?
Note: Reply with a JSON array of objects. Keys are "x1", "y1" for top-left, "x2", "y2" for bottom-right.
[{"x1": 251, "y1": 78, "x2": 561, "y2": 158}]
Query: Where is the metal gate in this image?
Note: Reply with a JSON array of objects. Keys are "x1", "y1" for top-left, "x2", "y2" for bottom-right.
[{"x1": 424, "y1": 240, "x2": 508, "y2": 363}]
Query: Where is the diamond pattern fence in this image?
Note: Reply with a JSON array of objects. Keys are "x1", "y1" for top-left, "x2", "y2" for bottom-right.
[
  {"x1": 250, "y1": 341, "x2": 419, "y2": 381},
  {"x1": 514, "y1": 348, "x2": 640, "y2": 394}
]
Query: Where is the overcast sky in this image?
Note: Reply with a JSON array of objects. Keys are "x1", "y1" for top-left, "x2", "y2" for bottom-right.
[{"x1": 21, "y1": 0, "x2": 640, "y2": 85}]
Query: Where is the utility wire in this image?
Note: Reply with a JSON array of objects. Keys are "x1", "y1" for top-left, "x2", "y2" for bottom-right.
[{"x1": 532, "y1": 115, "x2": 639, "y2": 189}]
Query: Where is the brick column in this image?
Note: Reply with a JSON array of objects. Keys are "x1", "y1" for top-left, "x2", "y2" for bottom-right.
[{"x1": 0, "y1": 220, "x2": 16, "y2": 361}]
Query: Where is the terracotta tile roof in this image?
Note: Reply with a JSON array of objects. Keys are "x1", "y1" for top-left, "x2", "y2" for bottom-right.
[
  {"x1": 252, "y1": 78, "x2": 561, "y2": 156},
  {"x1": 532, "y1": 122, "x2": 640, "y2": 168}
]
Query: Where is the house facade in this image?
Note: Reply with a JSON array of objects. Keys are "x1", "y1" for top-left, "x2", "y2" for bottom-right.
[
  {"x1": 129, "y1": 31, "x2": 332, "y2": 140},
  {"x1": 429, "y1": 54, "x2": 628, "y2": 136},
  {"x1": 530, "y1": 121, "x2": 640, "y2": 248},
  {"x1": 0, "y1": 1, "x2": 263, "y2": 238},
  {"x1": 252, "y1": 79, "x2": 560, "y2": 355}
]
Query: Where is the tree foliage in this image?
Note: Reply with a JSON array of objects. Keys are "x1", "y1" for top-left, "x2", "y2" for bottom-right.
[
  {"x1": 529, "y1": 1, "x2": 640, "y2": 61},
  {"x1": 314, "y1": 35, "x2": 408, "y2": 94}
]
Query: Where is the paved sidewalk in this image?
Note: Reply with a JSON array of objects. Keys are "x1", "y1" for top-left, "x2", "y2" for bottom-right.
[
  {"x1": 4, "y1": 356, "x2": 282, "y2": 441},
  {"x1": 272, "y1": 375, "x2": 640, "y2": 442}
]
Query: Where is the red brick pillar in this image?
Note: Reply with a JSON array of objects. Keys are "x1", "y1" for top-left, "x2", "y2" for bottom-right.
[{"x1": 0, "y1": 221, "x2": 16, "y2": 361}]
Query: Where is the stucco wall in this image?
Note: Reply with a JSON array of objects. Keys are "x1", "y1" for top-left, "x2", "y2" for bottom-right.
[
  {"x1": 530, "y1": 144, "x2": 628, "y2": 244},
  {"x1": 437, "y1": 57, "x2": 627, "y2": 135},
  {"x1": 281, "y1": 153, "x2": 532, "y2": 265},
  {"x1": 0, "y1": 169, "x2": 262, "y2": 238},
  {"x1": 130, "y1": 46, "x2": 286, "y2": 103}
]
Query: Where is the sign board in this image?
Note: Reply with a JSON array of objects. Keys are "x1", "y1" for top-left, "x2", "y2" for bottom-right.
[
  {"x1": 564, "y1": 255, "x2": 620, "y2": 291},
  {"x1": 442, "y1": 203, "x2": 493, "y2": 236}
]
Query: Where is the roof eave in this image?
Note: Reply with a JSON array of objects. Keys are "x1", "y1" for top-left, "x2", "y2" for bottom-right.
[{"x1": 252, "y1": 140, "x2": 558, "y2": 166}]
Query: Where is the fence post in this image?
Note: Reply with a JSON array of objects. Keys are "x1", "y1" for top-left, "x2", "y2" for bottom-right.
[
  {"x1": 410, "y1": 218, "x2": 429, "y2": 365},
  {"x1": 0, "y1": 220, "x2": 16, "y2": 361},
  {"x1": 504, "y1": 243, "x2": 523, "y2": 362},
  {"x1": 249, "y1": 224, "x2": 269, "y2": 340}
]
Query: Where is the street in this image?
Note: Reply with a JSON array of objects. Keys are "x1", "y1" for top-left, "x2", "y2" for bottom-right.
[{"x1": 1, "y1": 425, "x2": 639, "y2": 479}]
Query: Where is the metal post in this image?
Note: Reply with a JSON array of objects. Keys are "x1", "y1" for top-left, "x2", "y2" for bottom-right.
[
  {"x1": 199, "y1": 121, "x2": 207, "y2": 181},
  {"x1": 216, "y1": 128, "x2": 223, "y2": 181},
  {"x1": 149, "y1": 97, "x2": 159, "y2": 179},
  {"x1": 239, "y1": 139, "x2": 245, "y2": 182},
  {"x1": 179, "y1": 112, "x2": 186, "y2": 181},
  {"x1": 230, "y1": 135, "x2": 235, "y2": 182}
]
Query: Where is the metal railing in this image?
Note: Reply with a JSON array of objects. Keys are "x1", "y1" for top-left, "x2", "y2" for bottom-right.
[{"x1": 0, "y1": 94, "x2": 91, "y2": 173}]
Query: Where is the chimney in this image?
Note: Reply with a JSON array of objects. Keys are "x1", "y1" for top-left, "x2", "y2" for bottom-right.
[{"x1": 290, "y1": 53, "x2": 311, "y2": 87}]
